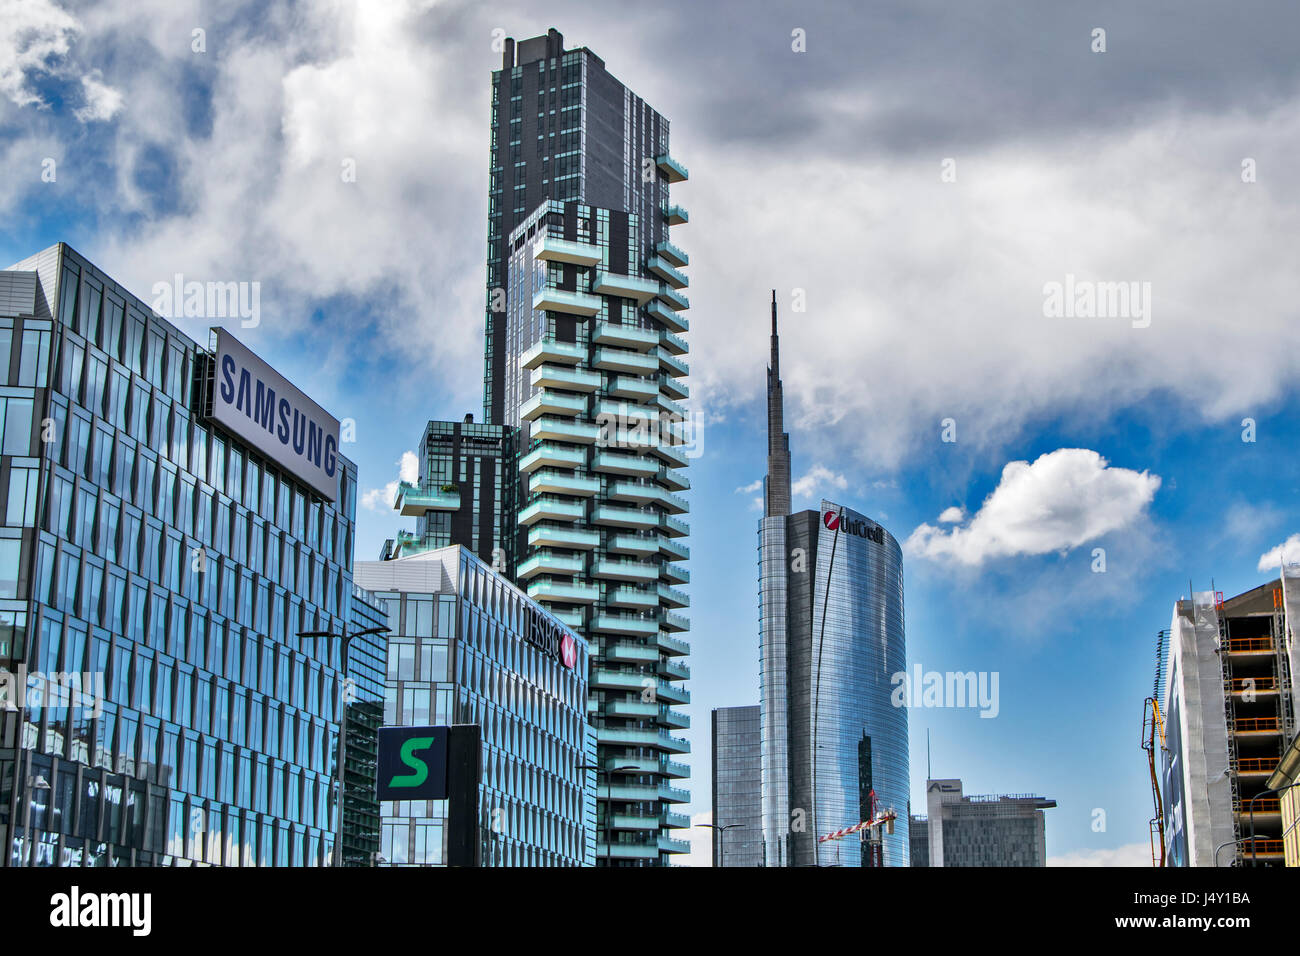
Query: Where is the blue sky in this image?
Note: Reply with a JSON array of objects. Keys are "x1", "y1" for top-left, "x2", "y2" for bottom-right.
[{"x1": 4, "y1": 0, "x2": 1300, "y2": 865}]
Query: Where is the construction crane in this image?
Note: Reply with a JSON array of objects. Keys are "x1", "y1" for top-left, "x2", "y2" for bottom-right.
[{"x1": 819, "y1": 789, "x2": 897, "y2": 866}]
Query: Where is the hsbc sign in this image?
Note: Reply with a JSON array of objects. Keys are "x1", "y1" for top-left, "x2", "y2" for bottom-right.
[
  {"x1": 525, "y1": 607, "x2": 578, "y2": 670},
  {"x1": 824, "y1": 508, "x2": 884, "y2": 544}
]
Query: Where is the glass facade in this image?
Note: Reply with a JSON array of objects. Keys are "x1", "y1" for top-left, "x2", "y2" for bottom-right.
[
  {"x1": 710, "y1": 705, "x2": 762, "y2": 867},
  {"x1": 355, "y1": 545, "x2": 593, "y2": 866},
  {"x1": 0, "y1": 243, "x2": 358, "y2": 867},
  {"x1": 342, "y1": 583, "x2": 388, "y2": 866},
  {"x1": 760, "y1": 502, "x2": 909, "y2": 867}
]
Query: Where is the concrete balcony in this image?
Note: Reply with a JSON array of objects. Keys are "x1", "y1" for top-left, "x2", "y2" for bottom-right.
[
  {"x1": 658, "y1": 466, "x2": 689, "y2": 492},
  {"x1": 651, "y1": 440, "x2": 689, "y2": 468},
  {"x1": 660, "y1": 707, "x2": 690, "y2": 731},
  {"x1": 531, "y1": 363, "x2": 601, "y2": 392},
  {"x1": 528, "y1": 468, "x2": 600, "y2": 497},
  {"x1": 592, "y1": 614, "x2": 658, "y2": 637},
  {"x1": 395, "y1": 482, "x2": 460, "y2": 516},
  {"x1": 610, "y1": 813, "x2": 661, "y2": 832},
  {"x1": 659, "y1": 782, "x2": 691, "y2": 803},
  {"x1": 596, "y1": 842, "x2": 659, "y2": 860},
  {"x1": 656, "y1": 392, "x2": 687, "y2": 419},
  {"x1": 603, "y1": 642, "x2": 659, "y2": 664},
  {"x1": 531, "y1": 416, "x2": 599, "y2": 444},
  {"x1": 659, "y1": 835, "x2": 691, "y2": 854},
  {"x1": 661, "y1": 563, "x2": 689, "y2": 585},
  {"x1": 660, "y1": 537, "x2": 689, "y2": 562},
  {"x1": 595, "y1": 398, "x2": 659, "y2": 424},
  {"x1": 593, "y1": 504, "x2": 658, "y2": 530},
  {"x1": 527, "y1": 579, "x2": 600, "y2": 605},
  {"x1": 658, "y1": 285, "x2": 689, "y2": 311},
  {"x1": 521, "y1": 389, "x2": 586, "y2": 420},
  {"x1": 660, "y1": 379, "x2": 688, "y2": 406},
  {"x1": 609, "y1": 585, "x2": 659, "y2": 609},
  {"x1": 593, "y1": 347, "x2": 658, "y2": 376},
  {"x1": 659, "y1": 351, "x2": 689, "y2": 378},
  {"x1": 647, "y1": 256, "x2": 688, "y2": 289},
  {"x1": 609, "y1": 533, "x2": 659, "y2": 556},
  {"x1": 592, "y1": 271, "x2": 660, "y2": 304},
  {"x1": 658, "y1": 583, "x2": 689, "y2": 608},
  {"x1": 592, "y1": 558, "x2": 659, "y2": 582},
  {"x1": 659, "y1": 658, "x2": 690, "y2": 681},
  {"x1": 533, "y1": 235, "x2": 603, "y2": 266},
  {"x1": 660, "y1": 513, "x2": 689, "y2": 537},
  {"x1": 516, "y1": 551, "x2": 584, "y2": 580},
  {"x1": 591, "y1": 668, "x2": 654, "y2": 691},
  {"x1": 657, "y1": 632, "x2": 690, "y2": 657},
  {"x1": 518, "y1": 496, "x2": 585, "y2": 526},
  {"x1": 655, "y1": 154, "x2": 689, "y2": 183},
  {"x1": 608, "y1": 375, "x2": 658, "y2": 402},
  {"x1": 593, "y1": 321, "x2": 658, "y2": 352},
  {"x1": 519, "y1": 442, "x2": 585, "y2": 473},
  {"x1": 655, "y1": 241, "x2": 688, "y2": 268},
  {"x1": 520, "y1": 337, "x2": 585, "y2": 369},
  {"x1": 646, "y1": 297, "x2": 688, "y2": 333},
  {"x1": 660, "y1": 610, "x2": 689, "y2": 633},
  {"x1": 592, "y1": 450, "x2": 658, "y2": 476},
  {"x1": 528, "y1": 524, "x2": 600, "y2": 550},
  {"x1": 659, "y1": 330, "x2": 688, "y2": 356},
  {"x1": 661, "y1": 809, "x2": 691, "y2": 828},
  {"x1": 664, "y1": 204, "x2": 689, "y2": 226},
  {"x1": 533, "y1": 285, "x2": 602, "y2": 317},
  {"x1": 551, "y1": 607, "x2": 586, "y2": 630},
  {"x1": 657, "y1": 681, "x2": 690, "y2": 705}
]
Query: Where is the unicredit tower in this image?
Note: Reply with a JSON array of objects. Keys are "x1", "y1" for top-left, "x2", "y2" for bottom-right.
[{"x1": 758, "y1": 293, "x2": 909, "y2": 866}]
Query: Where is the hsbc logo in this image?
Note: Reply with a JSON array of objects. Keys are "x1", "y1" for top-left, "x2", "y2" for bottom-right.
[
  {"x1": 824, "y1": 509, "x2": 884, "y2": 544},
  {"x1": 526, "y1": 608, "x2": 578, "y2": 670}
]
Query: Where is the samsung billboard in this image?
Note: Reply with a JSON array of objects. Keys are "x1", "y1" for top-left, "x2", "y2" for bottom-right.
[{"x1": 209, "y1": 329, "x2": 341, "y2": 501}]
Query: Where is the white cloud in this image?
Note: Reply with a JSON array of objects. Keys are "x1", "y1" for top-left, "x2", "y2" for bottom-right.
[
  {"x1": 676, "y1": 810, "x2": 712, "y2": 868},
  {"x1": 73, "y1": 70, "x2": 123, "y2": 122},
  {"x1": 1048, "y1": 842, "x2": 1151, "y2": 867},
  {"x1": 792, "y1": 464, "x2": 848, "y2": 499},
  {"x1": 735, "y1": 479, "x2": 761, "y2": 494},
  {"x1": 907, "y1": 448, "x2": 1161, "y2": 567},
  {"x1": 0, "y1": 0, "x2": 123, "y2": 121},
  {"x1": 938, "y1": 506, "x2": 964, "y2": 524},
  {"x1": 361, "y1": 450, "x2": 418, "y2": 513},
  {"x1": 1258, "y1": 533, "x2": 1300, "y2": 572}
]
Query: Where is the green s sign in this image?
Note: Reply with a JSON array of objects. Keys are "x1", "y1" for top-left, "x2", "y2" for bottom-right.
[{"x1": 377, "y1": 726, "x2": 449, "y2": 800}]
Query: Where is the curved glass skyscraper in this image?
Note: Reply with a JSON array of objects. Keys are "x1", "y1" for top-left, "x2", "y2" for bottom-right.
[{"x1": 758, "y1": 296, "x2": 909, "y2": 867}]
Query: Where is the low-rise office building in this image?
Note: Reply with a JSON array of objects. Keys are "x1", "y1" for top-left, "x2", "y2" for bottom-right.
[
  {"x1": 355, "y1": 544, "x2": 594, "y2": 866},
  {"x1": 917, "y1": 778, "x2": 1055, "y2": 867}
]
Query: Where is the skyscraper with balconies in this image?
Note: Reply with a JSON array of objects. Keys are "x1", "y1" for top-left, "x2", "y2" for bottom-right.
[{"x1": 485, "y1": 30, "x2": 692, "y2": 865}]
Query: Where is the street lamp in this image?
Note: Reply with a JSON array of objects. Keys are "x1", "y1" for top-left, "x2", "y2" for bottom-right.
[
  {"x1": 299, "y1": 624, "x2": 390, "y2": 868},
  {"x1": 577, "y1": 761, "x2": 638, "y2": 864},
  {"x1": 697, "y1": 822, "x2": 744, "y2": 868}
]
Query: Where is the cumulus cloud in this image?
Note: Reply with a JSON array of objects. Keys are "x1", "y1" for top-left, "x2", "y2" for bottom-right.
[
  {"x1": 1258, "y1": 533, "x2": 1300, "y2": 572},
  {"x1": 907, "y1": 449, "x2": 1161, "y2": 566},
  {"x1": 361, "y1": 450, "x2": 418, "y2": 513},
  {"x1": 938, "y1": 506, "x2": 964, "y2": 524},
  {"x1": 735, "y1": 479, "x2": 761, "y2": 494},
  {"x1": 792, "y1": 464, "x2": 848, "y2": 499},
  {"x1": 1048, "y1": 842, "x2": 1151, "y2": 867},
  {"x1": 0, "y1": 0, "x2": 123, "y2": 120}
]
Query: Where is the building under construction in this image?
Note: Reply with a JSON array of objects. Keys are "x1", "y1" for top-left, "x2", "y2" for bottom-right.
[
  {"x1": 1149, "y1": 569, "x2": 1300, "y2": 866},
  {"x1": 911, "y1": 778, "x2": 1056, "y2": 867}
]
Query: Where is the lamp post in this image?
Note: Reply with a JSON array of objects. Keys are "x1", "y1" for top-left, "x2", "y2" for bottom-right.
[
  {"x1": 299, "y1": 624, "x2": 390, "y2": 868},
  {"x1": 697, "y1": 822, "x2": 744, "y2": 868},
  {"x1": 577, "y1": 761, "x2": 638, "y2": 864}
]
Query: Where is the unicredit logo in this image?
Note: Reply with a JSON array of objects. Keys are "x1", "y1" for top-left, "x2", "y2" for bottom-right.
[
  {"x1": 560, "y1": 634, "x2": 577, "y2": 669},
  {"x1": 824, "y1": 509, "x2": 885, "y2": 544}
]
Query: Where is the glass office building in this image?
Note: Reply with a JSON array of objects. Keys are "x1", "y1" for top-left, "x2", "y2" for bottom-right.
[
  {"x1": 710, "y1": 705, "x2": 762, "y2": 867},
  {"x1": 0, "y1": 242, "x2": 358, "y2": 866},
  {"x1": 355, "y1": 545, "x2": 594, "y2": 866},
  {"x1": 758, "y1": 300, "x2": 909, "y2": 867}
]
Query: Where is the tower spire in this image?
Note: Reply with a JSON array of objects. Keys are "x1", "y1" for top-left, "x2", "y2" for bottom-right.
[{"x1": 764, "y1": 290, "x2": 791, "y2": 517}]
